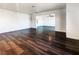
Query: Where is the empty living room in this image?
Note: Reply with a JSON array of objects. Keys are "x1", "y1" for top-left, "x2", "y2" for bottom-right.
[{"x1": 0, "y1": 3, "x2": 78, "y2": 55}]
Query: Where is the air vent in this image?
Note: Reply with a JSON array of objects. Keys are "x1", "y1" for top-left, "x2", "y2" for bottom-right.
[{"x1": 32, "y1": 5, "x2": 36, "y2": 7}]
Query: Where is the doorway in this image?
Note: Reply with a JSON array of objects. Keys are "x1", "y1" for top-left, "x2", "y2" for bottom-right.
[{"x1": 36, "y1": 14, "x2": 55, "y2": 33}]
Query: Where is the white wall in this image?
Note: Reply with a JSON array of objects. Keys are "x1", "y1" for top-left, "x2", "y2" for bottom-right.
[
  {"x1": 31, "y1": 14, "x2": 36, "y2": 28},
  {"x1": 0, "y1": 9, "x2": 31, "y2": 33},
  {"x1": 55, "y1": 9, "x2": 66, "y2": 32},
  {"x1": 67, "y1": 3, "x2": 79, "y2": 39}
]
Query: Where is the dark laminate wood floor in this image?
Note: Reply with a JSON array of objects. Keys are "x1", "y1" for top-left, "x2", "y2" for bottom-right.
[{"x1": 0, "y1": 28, "x2": 76, "y2": 55}]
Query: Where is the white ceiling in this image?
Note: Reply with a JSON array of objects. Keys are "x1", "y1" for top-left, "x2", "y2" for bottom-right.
[{"x1": 0, "y1": 3, "x2": 66, "y2": 14}]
